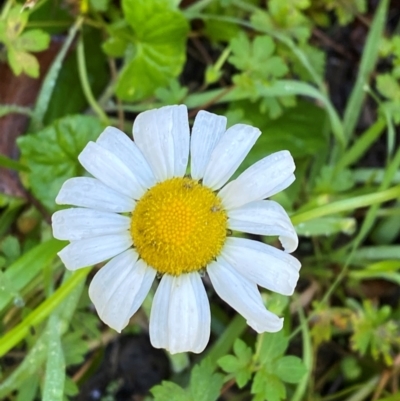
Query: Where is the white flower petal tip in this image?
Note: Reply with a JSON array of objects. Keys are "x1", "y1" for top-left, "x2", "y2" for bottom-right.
[
  {"x1": 78, "y1": 141, "x2": 145, "y2": 199},
  {"x1": 219, "y1": 150, "x2": 296, "y2": 210},
  {"x1": 222, "y1": 237, "x2": 301, "y2": 296},
  {"x1": 203, "y1": 124, "x2": 261, "y2": 190},
  {"x1": 57, "y1": 233, "x2": 133, "y2": 271},
  {"x1": 89, "y1": 251, "x2": 156, "y2": 332},
  {"x1": 227, "y1": 200, "x2": 298, "y2": 252},
  {"x1": 208, "y1": 259, "x2": 284, "y2": 333},
  {"x1": 52, "y1": 208, "x2": 130, "y2": 241},
  {"x1": 55, "y1": 177, "x2": 135, "y2": 213},
  {"x1": 132, "y1": 105, "x2": 190, "y2": 181},
  {"x1": 96, "y1": 126, "x2": 156, "y2": 190},
  {"x1": 149, "y1": 273, "x2": 211, "y2": 354}
]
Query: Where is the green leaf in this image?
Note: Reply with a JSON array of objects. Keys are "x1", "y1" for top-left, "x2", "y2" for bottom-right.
[
  {"x1": 18, "y1": 115, "x2": 103, "y2": 211},
  {"x1": 189, "y1": 359, "x2": 224, "y2": 401},
  {"x1": 252, "y1": 370, "x2": 286, "y2": 401},
  {"x1": 230, "y1": 33, "x2": 288, "y2": 80},
  {"x1": 274, "y1": 356, "x2": 307, "y2": 384},
  {"x1": 151, "y1": 381, "x2": 188, "y2": 401},
  {"x1": 377, "y1": 73, "x2": 400, "y2": 100},
  {"x1": 343, "y1": 0, "x2": 389, "y2": 142},
  {"x1": 17, "y1": 29, "x2": 50, "y2": 52},
  {"x1": 218, "y1": 339, "x2": 253, "y2": 388},
  {"x1": 62, "y1": 331, "x2": 89, "y2": 365},
  {"x1": 0, "y1": 274, "x2": 85, "y2": 395},
  {"x1": 229, "y1": 100, "x2": 327, "y2": 177},
  {"x1": 5, "y1": 6, "x2": 29, "y2": 41},
  {"x1": 116, "y1": 0, "x2": 189, "y2": 101},
  {"x1": 0, "y1": 239, "x2": 65, "y2": 312},
  {"x1": 89, "y1": 0, "x2": 109, "y2": 12},
  {"x1": 8, "y1": 48, "x2": 39, "y2": 78},
  {"x1": 257, "y1": 332, "x2": 288, "y2": 365},
  {"x1": 43, "y1": 27, "x2": 109, "y2": 124},
  {"x1": 42, "y1": 315, "x2": 66, "y2": 401},
  {"x1": 296, "y1": 217, "x2": 356, "y2": 237}
]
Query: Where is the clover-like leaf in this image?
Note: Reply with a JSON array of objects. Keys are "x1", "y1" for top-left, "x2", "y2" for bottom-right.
[
  {"x1": 18, "y1": 115, "x2": 103, "y2": 211},
  {"x1": 115, "y1": 0, "x2": 189, "y2": 101}
]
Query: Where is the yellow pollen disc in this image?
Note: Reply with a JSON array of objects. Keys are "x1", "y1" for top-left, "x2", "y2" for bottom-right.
[{"x1": 131, "y1": 177, "x2": 228, "y2": 275}]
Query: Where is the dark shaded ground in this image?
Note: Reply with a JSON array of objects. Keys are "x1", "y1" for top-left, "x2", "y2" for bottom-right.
[{"x1": 75, "y1": 334, "x2": 169, "y2": 401}]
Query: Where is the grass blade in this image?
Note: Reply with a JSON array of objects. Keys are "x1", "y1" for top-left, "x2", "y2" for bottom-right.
[{"x1": 343, "y1": 0, "x2": 389, "y2": 142}]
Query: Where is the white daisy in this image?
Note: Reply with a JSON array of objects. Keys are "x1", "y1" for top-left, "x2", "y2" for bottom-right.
[{"x1": 52, "y1": 105, "x2": 300, "y2": 354}]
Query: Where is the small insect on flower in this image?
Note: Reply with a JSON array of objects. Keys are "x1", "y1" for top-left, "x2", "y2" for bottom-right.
[{"x1": 52, "y1": 105, "x2": 300, "y2": 354}]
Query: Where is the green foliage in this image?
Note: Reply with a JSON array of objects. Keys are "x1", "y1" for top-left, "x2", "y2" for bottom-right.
[
  {"x1": 350, "y1": 300, "x2": 400, "y2": 365},
  {"x1": 151, "y1": 358, "x2": 224, "y2": 401},
  {"x1": 0, "y1": 5, "x2": 50, "y2": 78},
  {"x1": 218, "y1": 333, "x2": 306, "y2": 401},
  {"x1": 228, "y1": 33, "x2": 291, "y2": 118},
  {"x1": 218, "y1": 339, "x2": 253, "y2": 388},
  {"x1": 309, "y1": 0, "x2": 366, "y2": 26},
  {"x1": 252, "y1": 1, "x2": 312, "y2": 44},
  {"x1": 1, "y1": 1, "x2": 400, "y2": 400},
  {"x1": 111, "y1": 0, "x2": 189, "y2": 101},
  {"x1": 18, "y1": 115, "x2": 104, "y2": 211}
]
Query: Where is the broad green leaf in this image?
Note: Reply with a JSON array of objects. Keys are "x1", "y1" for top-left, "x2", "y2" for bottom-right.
[
  {"x1": 315, "y1": 166, "x2": 355, "y2": 193},
  {"x1": 8, "y1": 48, "x2": 39, "y2": 78},
  {"x1": 189, "y1": 359, "x2": 224, "y2": 401},
  {"x1": 17, "y1": 29, "x2": 50, "y2": 52},
  {"x1": 204, "y1": 19, "x2": 240, "y2": 42},
  {"x1": 257, "y1": 331, "x2": 288, "y2": 365},
  {"x1": 229, "y1": 100, "x2": 327, "y2": 176},
  {"x1": 376, "y1": 73, "x2": 400, "y2": 100},
  {"x1": 218, "y1": 355, "x2": 241, "y2": 373},
  {"x1": 252, "y1": 370, "x2": 286, "y2": 401},
  {"x1": 18, "y1": 115, "x2": 103, "y2": 211},
  {"x1": 151, "y1": 381, "x2": 188, "y2": 401},
  {"x1": 116, "y1": 0, "x2": 189, "y2": 101},
  {"x1": 274, "y1": 356, "x2": 307, "y2": 384},
  {"x1": 16, "y1": 375, "x2": 39, "y2": 401},
  {"x1": 257, "y1": 80, "x2": 344, "y2": 147},
  {"x1": 89, "y1": 0, "x2": 109, "y2": 12},
  {"x1": 218, "y1": 339, "x2": 252, "y2": 388},
  {"x1": 42, "y1": 315, "x2": 66, "y2": 401},
  {"x1": 5, "y1": 6, "x2": 29, "y2": 40},
  {"x1": 0, "y1": 239, "x2": 65, "y2": 312}
]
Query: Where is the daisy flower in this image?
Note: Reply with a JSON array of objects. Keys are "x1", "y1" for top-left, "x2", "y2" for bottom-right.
[{"x1": 52, "y1": 105, "x2": 300, "y2": 354}]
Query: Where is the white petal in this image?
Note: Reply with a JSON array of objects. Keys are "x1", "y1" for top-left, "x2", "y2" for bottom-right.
[
  {"x1": 202, "y1": 124, "x2": 261, "y2": 190},
  {"x1": 89, "y1": 250, "x2": 156, "y2": 332},
  {"x1": 78, "y1": 142, "x2": 145, "y2": 199},
  {"x1": 133, "y1": 105, "x2": 189, "y2": 181},
  {"x1": 96, "y1": 126, "x2": 156, "y2": 189},
  {"x1": 228, "y1": 200, "x2": 298, "y2": 252},
  {"x1": 208, "y1": 259, "x2": 283, "y2": 333},
  {"x1": 52, "y1": 208, "x2": 130, "y2": 241},
  {"x1": 56, "y1": 177, "x2": 135, "y2": 213},
  {"x1": 58, "y1": 232, "x2": 133, "y2": 271},
  {"x1": 221, "y1": 237, "x2": 301, "y2": 296},
  {"x1": 190, "y1": 110, "x2": 227, "y2": 180},
  {"x1": 150, "y1": 273, "x2": 210, "y2": 354},
  {"x1": 219, "y1": 150, "x2": 295, "y2": 209}
]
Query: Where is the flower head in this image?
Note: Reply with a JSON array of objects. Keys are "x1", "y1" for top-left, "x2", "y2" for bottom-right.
[{"x1": 52, "y1": 105, "x2": 300, "y2": 354}]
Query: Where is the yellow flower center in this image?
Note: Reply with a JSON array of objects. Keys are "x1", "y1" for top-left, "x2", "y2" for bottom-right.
[{"x1": 131, "y1": 177, "x2": 227, "y2": 275}]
